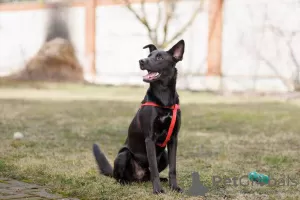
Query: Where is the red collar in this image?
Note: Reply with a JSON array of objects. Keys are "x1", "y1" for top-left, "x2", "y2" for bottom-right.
[{"x1": 140, "y1": 102, "x2": 180, "y2": 147}]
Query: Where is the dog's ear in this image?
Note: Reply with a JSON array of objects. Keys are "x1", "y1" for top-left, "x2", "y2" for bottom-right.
[
  {"x1": 143, "y1": 44, "x2": 157, "y2": 53},
  {"x1": 167, "y1": 40, "x2": 185, "y2": 62}
]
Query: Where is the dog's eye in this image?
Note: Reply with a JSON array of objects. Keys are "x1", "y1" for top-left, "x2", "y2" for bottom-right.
[{"x1": 156, "y1": 55, "x2": 163, "y2": 60}]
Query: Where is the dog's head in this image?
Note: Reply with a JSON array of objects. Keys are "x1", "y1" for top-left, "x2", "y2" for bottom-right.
[{"x1": 139, "y1": 40, "x2": 185, "y2": 83}]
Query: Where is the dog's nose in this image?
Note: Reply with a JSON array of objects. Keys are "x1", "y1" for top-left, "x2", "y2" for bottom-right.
[
  {"x1": 139, "y1": 59, "x2": 144, "y2": 65},
  {"x1": 139, "y1": 59, "x2": 145, "y2": 70}
]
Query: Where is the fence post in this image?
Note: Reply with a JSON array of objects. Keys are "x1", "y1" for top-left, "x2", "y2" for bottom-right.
[
  {"x1": 85, "y1": 0, "x2": 97, "y2": 78},
  {"x1": 207, "y1": 0, "x2": 223, "y2": 76}
]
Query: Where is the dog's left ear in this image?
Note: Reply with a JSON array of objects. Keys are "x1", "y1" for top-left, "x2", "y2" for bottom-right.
[
  {"x1": 167, "y1": 40, "x2": 185, "y2": 62},
  {"x1": 143, "y1": 44, "x2": 157, "y2": 53}
]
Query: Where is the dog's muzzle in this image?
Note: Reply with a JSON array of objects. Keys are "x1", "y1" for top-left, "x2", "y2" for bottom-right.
[{"x1": 139, "y1": 59, "x2": 147, "y2": 70}]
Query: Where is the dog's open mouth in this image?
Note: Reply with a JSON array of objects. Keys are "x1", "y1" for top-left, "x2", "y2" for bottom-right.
[{"x1": 143, "y1": 71, "x2": 161, "y2": 82}]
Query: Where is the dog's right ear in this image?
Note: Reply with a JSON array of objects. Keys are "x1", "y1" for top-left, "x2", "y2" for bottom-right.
[{"x1": 143, "y1": 44, "x2": 157, "y2": 53}]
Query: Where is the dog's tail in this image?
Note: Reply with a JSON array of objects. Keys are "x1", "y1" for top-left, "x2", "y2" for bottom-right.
[{"x1": 92, "y1": 143, "x2": 113, "y2": 177}]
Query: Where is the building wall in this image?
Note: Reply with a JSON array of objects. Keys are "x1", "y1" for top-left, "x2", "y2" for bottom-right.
[
  {"x1": 94, "y1": 1, "x2": 208, "y2": 88},
  {"x1": 222, "y1": 0, "x2": 300, "y2": 92}
]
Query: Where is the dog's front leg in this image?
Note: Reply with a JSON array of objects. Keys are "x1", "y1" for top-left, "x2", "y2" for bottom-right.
[
  {"x1": 167, "y1": 136, "x2": 183, "y2": 192},
  {"x1": 145, "y1": 137, "x2": 164, "y2": 194}
]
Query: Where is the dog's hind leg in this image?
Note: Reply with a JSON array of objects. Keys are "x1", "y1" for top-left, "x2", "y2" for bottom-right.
[
  {"x1": 113, "y1": 147, "x2": 134, "y2": 184},
  {"x1": 158, "y1": 150, "x2": 168, "y2": 182}
]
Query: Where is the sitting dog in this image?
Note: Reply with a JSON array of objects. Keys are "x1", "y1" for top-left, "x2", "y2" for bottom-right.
[{"x1": 93, "y1": 39, "x2": 185, "y2": 194}]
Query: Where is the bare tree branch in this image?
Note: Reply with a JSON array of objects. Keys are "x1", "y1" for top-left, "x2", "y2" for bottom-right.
[
  {"x1": 139, "y1": 0, "x2": 158, "y2": 44},
  {"x1": 154, "y1": 0, "x2": 163, "y2": 32},
  {"x1": 289, "y1": 45, "x2": 300, "y2": 70},
  {"x1": 161, "y1": 0, "x2": 177, "y2": 45},
  {"x1": 163, "y1": 0, "x2": 204, "y2": 48},
  {"x1": 140, "y1": 0, "x2": 146, "y2": 15},
  {"x1": 265, "y1": 23, "x2": 300, "y2": 87},
  {"x1": 122, "y1": 0, "x2": 155, "y2": 43},
  {"x1": 122, "y1": 0, "x2": 204, "y2": 48},
  {"x1": 290, "y1": 44, "x2": 300, "y2": 84},
  {"x1": 266, "y1": 23, "x2": 300, "y2": 38},
  {"x1": 286, "y1": 34, "x2": 300, "y2": 85},
  {"x1": 258, "y1": 53, "x2": 294, "y2": 90}
]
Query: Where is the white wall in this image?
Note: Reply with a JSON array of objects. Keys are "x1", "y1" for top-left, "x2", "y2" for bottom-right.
[
  {"x1": 222, "y1": 0, "x2": 300, "y2": 92},
  {"x1": 94, "y1": 1, "x2": 208, "y2": 87},
  {"x1": 0, "y1": 9, "x2": 47, "y2": 74}
]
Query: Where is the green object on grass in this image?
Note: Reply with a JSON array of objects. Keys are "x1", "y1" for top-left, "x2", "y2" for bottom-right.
[{"x1": 248, "y1": 171, "x2": 269, "y2": 185}]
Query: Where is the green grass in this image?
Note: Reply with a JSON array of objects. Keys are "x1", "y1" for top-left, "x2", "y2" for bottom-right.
[{"x1": 0, "y1": 82, "x2": 300, "y2": 200}]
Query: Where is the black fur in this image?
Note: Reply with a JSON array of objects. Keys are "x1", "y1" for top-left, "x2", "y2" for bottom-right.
[
  {"x1": 92, "y1": 144, "x2": 113, "y2": 176},
  {"x1": 93, "y1": 40, "x2": 185, "y2": 194}
]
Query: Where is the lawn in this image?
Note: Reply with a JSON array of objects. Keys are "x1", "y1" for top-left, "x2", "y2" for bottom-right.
[{"x1": 0, "y1": 82, "x2": 300, "y2": 200}]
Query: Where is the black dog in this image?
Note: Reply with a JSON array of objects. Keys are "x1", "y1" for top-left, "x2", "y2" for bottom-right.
[{"x1": 93, "y1": 39, "x2": 185, "y2": 194}]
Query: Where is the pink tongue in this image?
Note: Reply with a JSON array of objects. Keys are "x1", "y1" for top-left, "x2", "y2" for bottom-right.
[{"x1": 143, "y1": 72, "x2": 156, "y2": 79}]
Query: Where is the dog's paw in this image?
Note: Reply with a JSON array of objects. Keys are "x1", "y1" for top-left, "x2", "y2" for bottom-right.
[
  {"x1": 117, "y1": 179, "x2": 129, "y2": 185},
  {"x1": 153, "y1": 188, "x2": 165, "y2": 194},
  {"x1": 152, "y1": 179, "x2": 165, "y2": 194},
  {"x1": 170, "y1": 185, "x2": 183, "y2": 193}
]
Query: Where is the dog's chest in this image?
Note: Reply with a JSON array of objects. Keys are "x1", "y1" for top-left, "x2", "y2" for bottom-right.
[
  {"x1": 156, "y1": 112, "x2": 172, "y2": 128},
  {"x1": 154, "y1": 112, "x2": 174, "y2": 140},
  {"x1": 159, "y1": 112, "x2": 172, "y2": 124}
]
